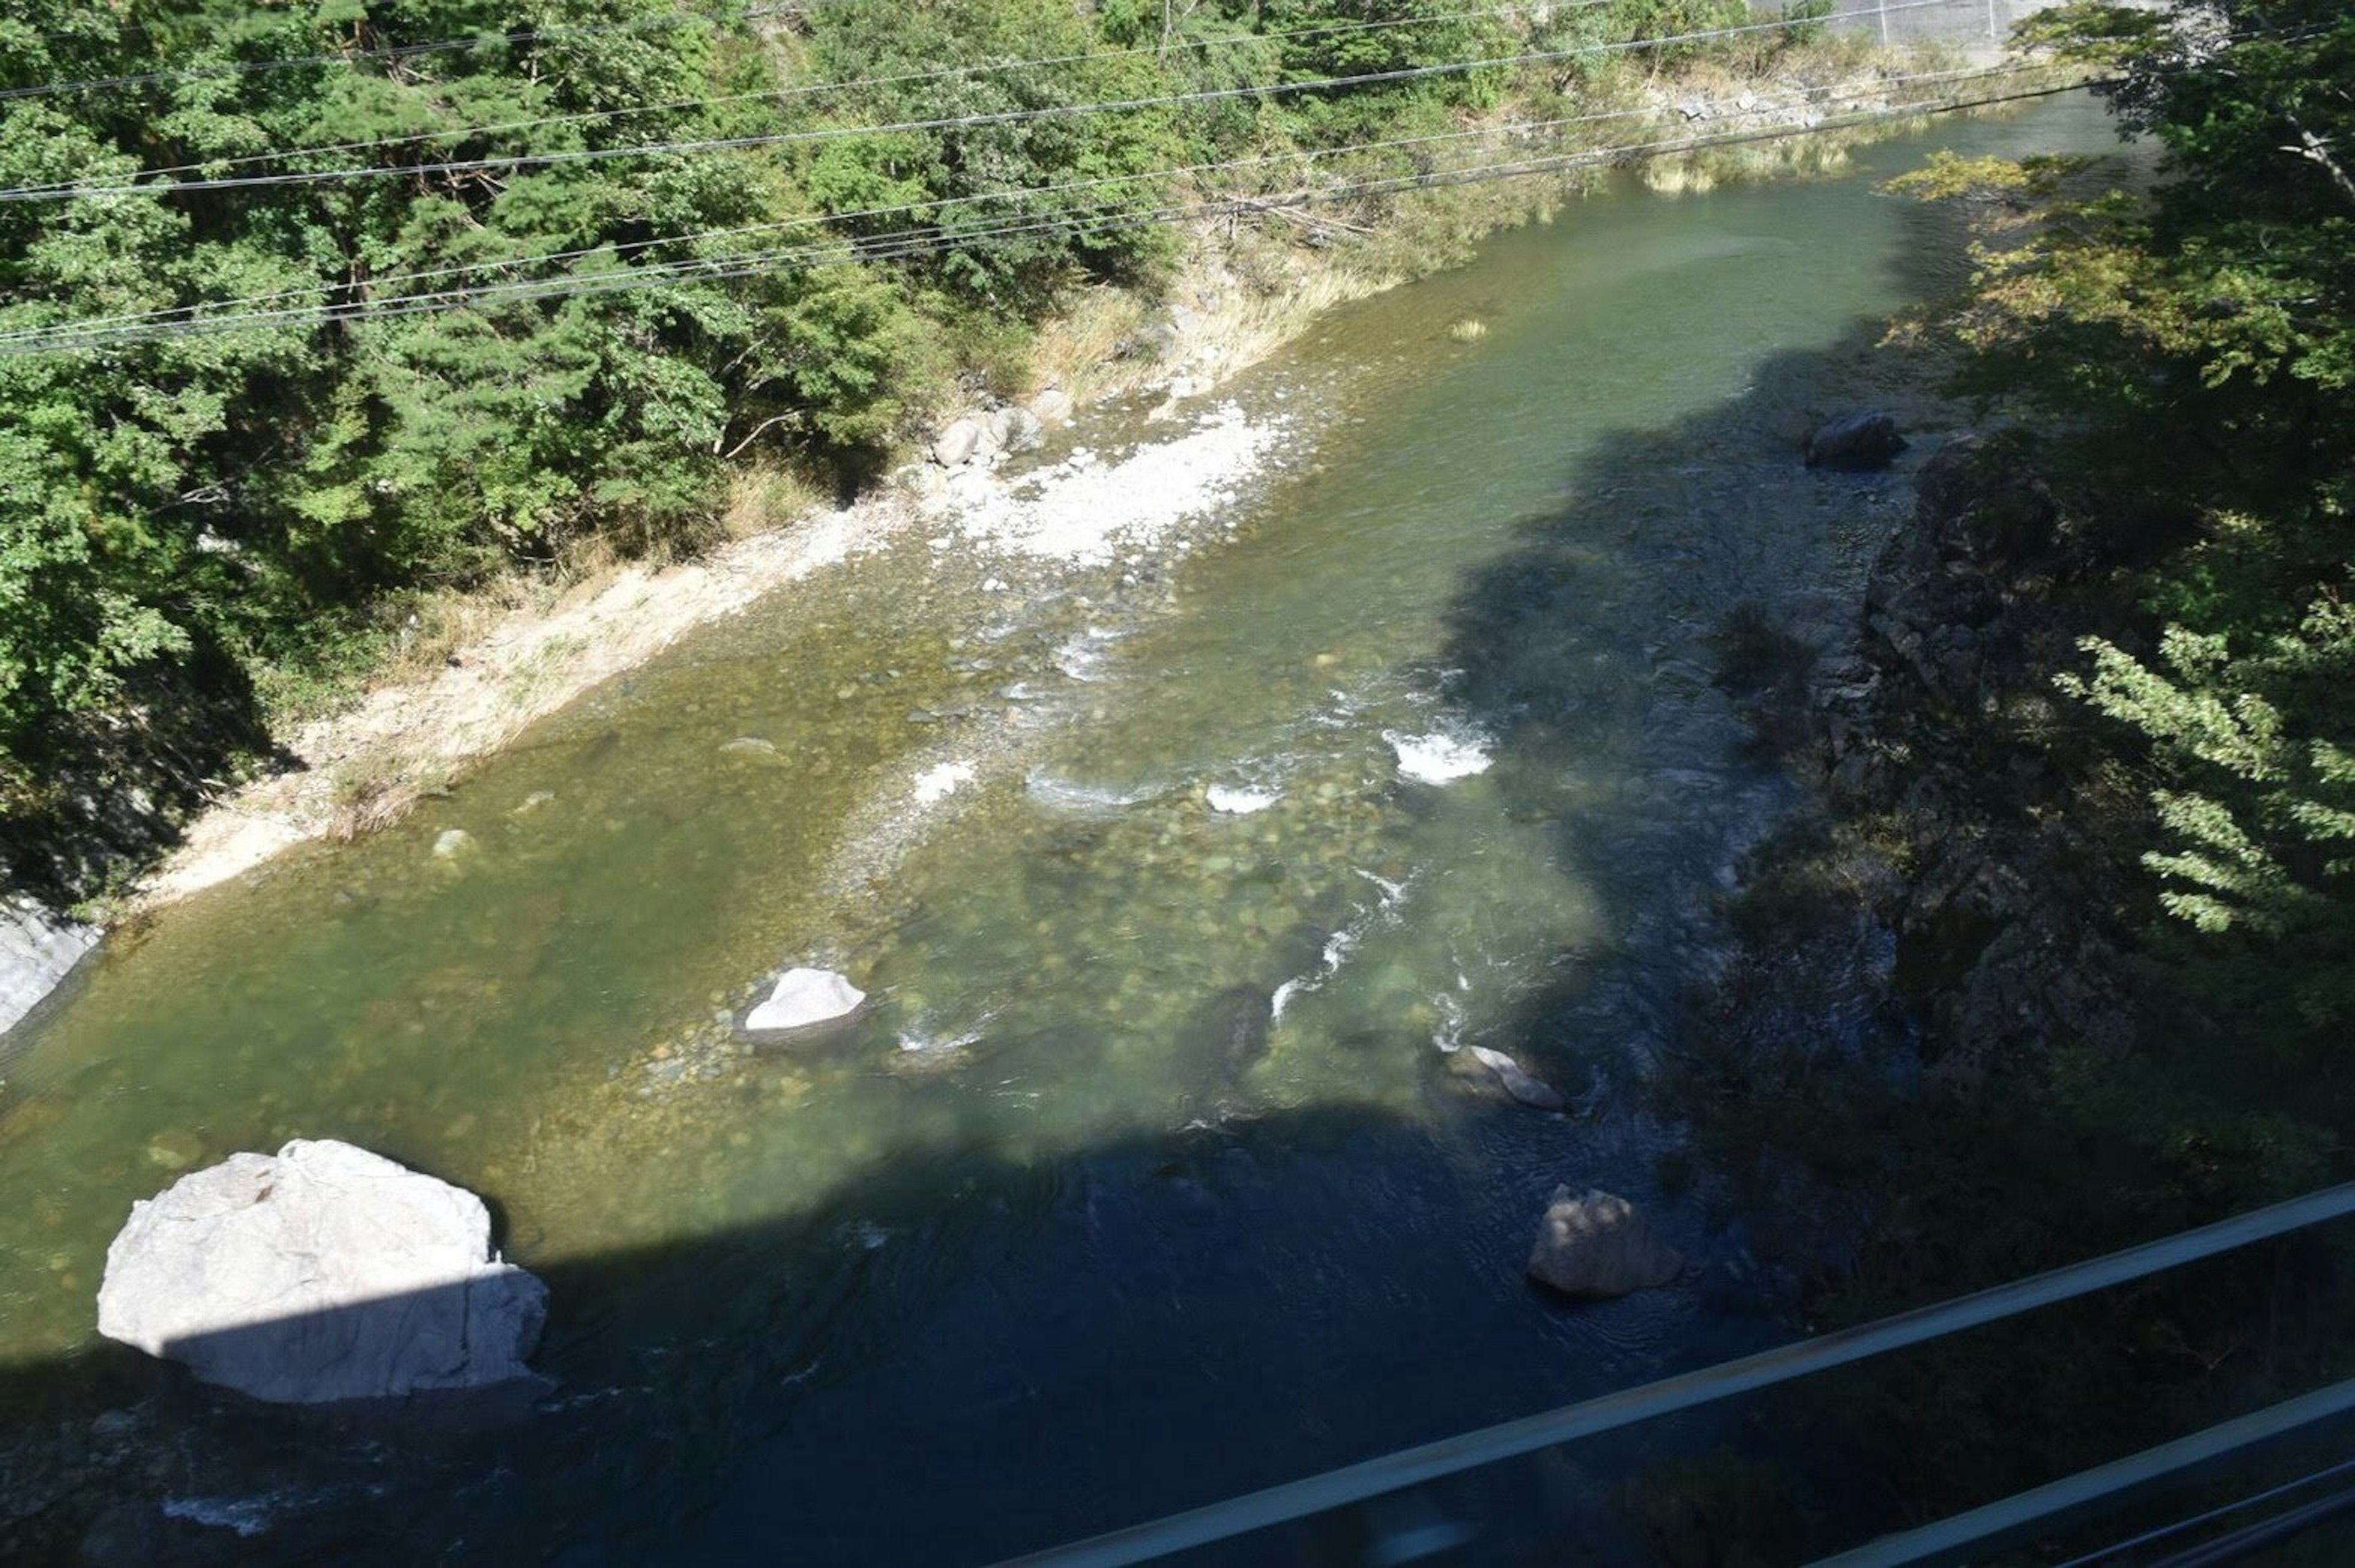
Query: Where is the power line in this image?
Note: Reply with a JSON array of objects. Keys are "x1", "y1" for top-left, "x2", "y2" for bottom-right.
[
  {"x1": 0, "y1": 1, "x2": 1606, "y2": 197},
  {"x1": 1, "y1": 1, "x2": 1964, "y2": 202},
  {"x1": 0, "y1": 75, "x2": 2096, "y2": 356},
  {"x1": 0, "y1": 4, "x2": 808, "y2": 105},
  {"x1": 0, "y1": 58, "x2": 2043, "y2": 343}
]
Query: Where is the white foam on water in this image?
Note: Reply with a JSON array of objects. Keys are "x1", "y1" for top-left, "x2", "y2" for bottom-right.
[
  {"x1": 1384, "y1": 725, "x2": 1495, "y2": 785},
  {"x1": 1207, "y1": 784, "x2": 1280, "y2": 815},
  {"x1": 911, "y1": 761, "x2": 976, "y2": 805},
  {"x1": 950, "y1": 405, "x2": 1281, "y2": 566},
  {"x1": 1052, "y1": 626, "x2": 1125, "y2": 682},
  {"x1": 1432, "y1": 991, "x2": 1468, "y2": 1054},
  {"x1": 898, "y1": 1027, "x2": 986, "y2": 1054},
  {"x1": 1024, "y1": 771, "x2": 1162, "y2": 814}
]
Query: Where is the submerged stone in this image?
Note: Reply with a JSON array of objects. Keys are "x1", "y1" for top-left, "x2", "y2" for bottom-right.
[
  {"x1": 1526, "y1": 1187, "x2": 1683, "y2": 1299},
  {"x1": 96, "y1": 1139, "x2": 546, "y2": 1404},
  {"x1": 1804, "y1": 411, "x2": 1907, "y2": 472}
]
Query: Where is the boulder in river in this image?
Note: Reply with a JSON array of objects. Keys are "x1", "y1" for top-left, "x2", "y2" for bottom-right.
[
  {"x1": 1804, "y1": 411, "x2": 1907, "y2": 472},
  {"x1": 96, "y1": 1139, "x2": 546, "y2": 1404},
  {"x1": 1526, "y1": 1187, "x2": 1684, "y2": 1298},
  {"x1": 743, "y1": 966, "x2": 867, "y2": 1036},
  {"x1": 1466, "y1": 1046, "x2": 1566, "y2": 1111},
  {"x1": 0, "y1": 894, "x2": 98, "y2": 1042}
]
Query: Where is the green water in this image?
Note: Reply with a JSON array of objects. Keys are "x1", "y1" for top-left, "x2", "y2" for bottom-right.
[{"x1": 2, "y1": 98, "x2": 2119, "y2": 1562}]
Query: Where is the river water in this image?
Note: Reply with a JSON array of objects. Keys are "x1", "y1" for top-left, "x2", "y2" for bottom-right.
[{"x1": 1, "y1": 98, "x2": 2116, "y2": 1564}]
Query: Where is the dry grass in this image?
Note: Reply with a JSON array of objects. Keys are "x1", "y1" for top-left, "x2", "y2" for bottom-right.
[
  {"x1": 721, "y1": 459, "x2": 829, "y2": 542},
  {"x1": 1027, "y1": 286, "x2": 1152, "y2": 406}
]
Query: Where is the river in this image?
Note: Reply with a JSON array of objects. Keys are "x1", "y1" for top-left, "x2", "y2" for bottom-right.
[{"x1": 1, "y1": 96, "x2": 2117, "y2": 1564}]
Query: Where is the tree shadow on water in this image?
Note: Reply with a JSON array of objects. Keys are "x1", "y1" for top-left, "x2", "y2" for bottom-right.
[{"x1": 0, "y1": 1095, "x2": 1766, "y2": 1568}]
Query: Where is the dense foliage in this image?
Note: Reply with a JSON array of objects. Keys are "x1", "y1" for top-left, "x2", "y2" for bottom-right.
[
  {"x1": 0, "y1": 0, "x2": 1831, "y2": 890},
  {"x1": 1679, "y1": 1, "x2": 2355, "y2": 1541},
  {"x1": 1905, "y1": 0, "x2": 2355, "y2": 1190}
]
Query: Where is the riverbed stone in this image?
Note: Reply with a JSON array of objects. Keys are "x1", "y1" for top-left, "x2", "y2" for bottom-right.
[
  {"x1": 1526, "y1": 1187, "x2": 1683, "y2": 1298},
  {"x1": 1030, "y1": 388, "x2": 1074, "y2": 426},
  {"x1": 1804, "y1": 411, "x2": 1908, "y2": 472},
  {"x1": 933, "y1": 417, "x2": 982, "y2": 467},
  {"x1": 0, "y1": 895, "x2": 98, "y2": 1042},
  {"x1": 96, "y1": 1139, "x2": 547, "y2": 1404},
  {"x1": 991, "y1": 405, "x2": 1045, "y2": 454},
  {"x1": 743, "y1": 966, "x2": 867, "y2": 1035},
  {"x1": 1466, "y1": 1046, "x2": 1566, "y2": 1111}
]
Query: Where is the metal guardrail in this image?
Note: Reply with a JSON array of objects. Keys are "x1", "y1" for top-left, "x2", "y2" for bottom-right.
[
  {"x1": 997, "y1": 1182, "x2": 2355, "y2": 1567},
  {"x1": 1817, "y1": 1376, "x2": 2355, "y2": 1566}
]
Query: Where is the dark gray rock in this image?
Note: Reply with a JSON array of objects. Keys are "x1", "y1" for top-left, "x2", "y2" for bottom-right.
[
  {"x1": 1805, "y1": 411, "x2": 1908, "y2": 472},
  {"x1": 1526, "y1": 1187, "x2": 1684, "y2": 1298}
]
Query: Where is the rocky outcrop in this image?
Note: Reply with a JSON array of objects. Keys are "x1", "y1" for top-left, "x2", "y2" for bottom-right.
[
  {"x1": 96, "y1": 1139, "x2": 546, "y2": 1404},
  {"x1": 1527, "y1": 1188, "x2": 1684, "y2": 1298},
  {"x1": 743, "y1": 966, "x2": 867, "y2": 1036},
  {"x1": 1804, "y1": 411, "x2": 1907, "y2": 471},
  {"x1": 0, "y1": 895, "x2": 98, "y2": 1043},
  {"x1": 1717, "y1": 432, "x2": 2136, "y2": 1097}
]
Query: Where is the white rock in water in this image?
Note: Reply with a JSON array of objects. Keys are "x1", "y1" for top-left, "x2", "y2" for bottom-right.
[
  {"x1": 745, "y1": 966, "x2": 867, "y2": 1034},
  {"x1": 1526, "y1": 1187, "x2": 1684, "y2": 1299},
  {"x1": 0, "y1": 894, "x2": 98, "y2": 1041},
  {"x1": 432, "y1": 828, "x2": 475, "y2": 860},
  {"x1": 1468, "y1": 1046, "x2": 1566, "y2": 1111},
  {"x1": 96, "y1": 1139, "x2": 546, "y2": 1404}
]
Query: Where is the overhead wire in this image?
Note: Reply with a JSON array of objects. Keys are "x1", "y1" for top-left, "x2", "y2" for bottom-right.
[
  {"x1": 0, "y1": 0, "x2": 1966, "y2": 201},
  {"x1": 0, "y1": 72, "x2": 2098, "y2": 356},
  {"x1": 0, "y1": 0, "x2": 1615, "y2": 196},
  {"x1": 0, "y1": 56, "x2": 2051, "y2": 343}
]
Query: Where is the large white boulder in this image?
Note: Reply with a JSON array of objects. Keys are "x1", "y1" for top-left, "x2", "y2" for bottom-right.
[
  {"x1": 743, "y1": 966, "x2": 866, "y2": 1035},
  {"x1": 0, "y1": 893, "x2": 98, "y2": 1041},
  {"x1": 96, "y1": 1139, "x2": 546, "y2": 1404}
]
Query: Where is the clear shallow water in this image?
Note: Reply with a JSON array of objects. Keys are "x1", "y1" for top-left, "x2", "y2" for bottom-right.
[{"x1": 2, "y1": 99, "x2": 2116, "y2": 1562}]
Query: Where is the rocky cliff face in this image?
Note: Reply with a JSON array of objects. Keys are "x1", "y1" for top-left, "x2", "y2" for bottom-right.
[
  {"x1": 1803, "y1": 434, "x2": 2146, "y2": 1088},
  {"x1": 0, "y1": 895, "x2": 98, "y2": 1047}
]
